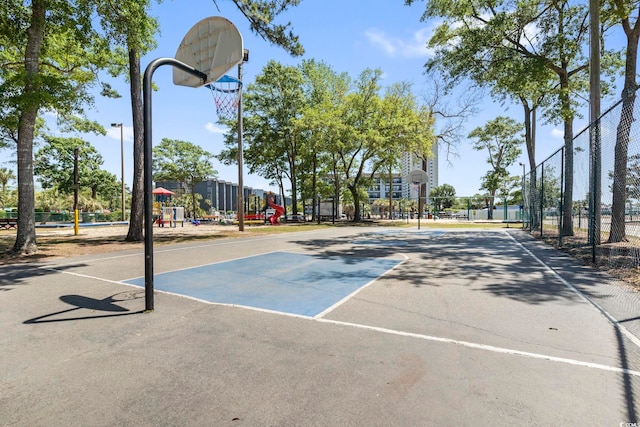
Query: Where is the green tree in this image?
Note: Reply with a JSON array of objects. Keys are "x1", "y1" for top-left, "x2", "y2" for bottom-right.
[
  {"x1": 174, "y1": 193, "x2": 206, "y2": 219},
  {"x1": 295, "y1": 59, "x2": 350, "y2": 220},
  {"x1": 1, "y1": 0, "x2": 111, "y2": 254},
  {"x1": 408, "y1": 0, "x2": 619, "y2": 235},
  {"x1": 34, "y1": 136, "x2": 107, "y2": 195},
  {"x1": 85, "y1": 169, "x2": 120, "y2": 201},
  {"x1": 153, "y1": 138, "x2": 216, "y2": 219},
  {"x1": 221, "y1": 0, "x2": 304, "y2": 56},
  {"x1": 0, "y1": 167, "x2": 16, "y2": 209},
  {"x1": 498, "y1": 175, "x2": 523, "y2": 205},
  {"x1": 336, "y1": 70, "x2": 434, "y2": 221},
  {"x1": 35, "y1": 188, "x2": 67, "y2": 213},
  {"x1": 625, "y1": 154, "x2": 640, "y2": 202},
  {"x1": 94, "y1": 0, "x2": 159, "y2": 242},
  {"x1": 100, "y1": 0, "x2": 304, "y2": 242},
  {"x1": 468, "y1": 117, "x2": 523, "y2": 219},
  {"x1": 229, "y1": 60, "x2": 306, "y2": 215},
  {"x1": 429, "y1": 184, "x2": 456, "y2": 211},
  {"x1": 468, "y1": 193, "x2": 488, "y2": 210}
]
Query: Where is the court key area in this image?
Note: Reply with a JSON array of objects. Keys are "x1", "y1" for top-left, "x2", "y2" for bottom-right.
[{"x1": 125, "y1": 251, "x2": 403, "y2": 317}]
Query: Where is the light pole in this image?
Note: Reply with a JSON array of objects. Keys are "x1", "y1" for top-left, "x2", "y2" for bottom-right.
[{"x1": 111, "y1": 123, "x2": 126, "y2": 221}]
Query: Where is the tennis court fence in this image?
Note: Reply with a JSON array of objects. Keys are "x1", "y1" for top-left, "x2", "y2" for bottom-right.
[{"x1": 522, "y1": 88, "x2": 640, "y2": 283}]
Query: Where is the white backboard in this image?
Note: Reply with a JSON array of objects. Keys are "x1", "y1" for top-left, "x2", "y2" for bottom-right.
[
  {"x1": 407, "y1": 169, "x2": 428, "y2": 185},
  {"x1": 173, "y1": 16, "x2": 244, "y2": 88}
]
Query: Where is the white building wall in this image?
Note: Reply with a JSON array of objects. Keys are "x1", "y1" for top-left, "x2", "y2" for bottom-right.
[
  {"x1": 400, "y1": 144, "x2": 438, "y2": 199},
  {"x1": 366, "y1": 144, "x2": 438, "y2": 204}
]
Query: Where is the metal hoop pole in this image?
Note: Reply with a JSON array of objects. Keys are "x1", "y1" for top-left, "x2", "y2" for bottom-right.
[
  {"x1": 237, "y1": 62, "x2": 245, "y2": 231},
  {"x1": 143, "y1": 57, "x2": 206, "y2": 312}
]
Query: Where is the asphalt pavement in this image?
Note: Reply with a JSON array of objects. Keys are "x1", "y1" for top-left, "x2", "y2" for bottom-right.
[{"x1": 1, "y1": 226, "x2": 639, "y2": 426}]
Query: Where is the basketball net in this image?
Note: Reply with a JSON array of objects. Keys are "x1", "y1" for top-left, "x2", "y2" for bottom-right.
[{"x1": 206, "y1": 75, "x2": 242, "y2": 120}]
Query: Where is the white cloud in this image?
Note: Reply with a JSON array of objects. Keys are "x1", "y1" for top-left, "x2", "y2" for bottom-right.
[
  {"x1": 42, "y1": 110, "x2": 59, "y2": 119},
  {"x1": 205, "y1": 123, "x2": 226, "y2": 134},
  {"x1": 405, "y1": 28, "x2": 433, "y2": 57},
  {"x1": 106, "y1": 124, "x2": 133, "y2": 143},
  {"x1": 550, "y1": 128, "x2": 563, "y2": 138},
  {"x1": 364, "y1": 29, "x2": 398, "y2": 55},
  {"x1": 364, "y1": 27, "x2": 433, "y2": 58}
]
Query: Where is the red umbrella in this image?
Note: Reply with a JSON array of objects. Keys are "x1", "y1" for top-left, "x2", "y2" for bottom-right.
[{"x1": 152, "y1": 187, "x2": 175, "y2": 195}]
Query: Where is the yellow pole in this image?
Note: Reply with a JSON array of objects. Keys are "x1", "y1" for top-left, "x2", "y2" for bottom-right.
[{"x1": 73, "y1": 147, "x2": 79, "y2": 236}]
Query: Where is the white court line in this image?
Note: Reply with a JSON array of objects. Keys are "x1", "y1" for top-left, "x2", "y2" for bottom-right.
[
  {"x1": 43, "y1": 253, "x2": 640, "y2": 378},
  {"x1": 314, "y1": 254, "x2": 409, "y2": 318},
  {"x1": 119, "y1": 250, "x2": 285, "y2": 283},
  {"x1": 505, "y1": 231, "x2": 640, "y2": 350},
  {"x1": 316, "y1": 318, "x2": 640, "y2": 378},
  {"x1": 118, "y1": 249, "x2": 391, "y2": 283},
  {"x1": 40, "y1": 267, "x2": 139, "y2": 289},
  {"x1": 43, "y1": 229, "x2": 334, "y2": 268}
]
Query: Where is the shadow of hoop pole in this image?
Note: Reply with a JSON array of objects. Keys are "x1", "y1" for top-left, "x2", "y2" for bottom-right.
[
  {"x1": 24, "y1": 293, "x2": 145, "y2": 324},
  {"x1": 143, "y1": 58, "x2": 207, "y2": 312}
]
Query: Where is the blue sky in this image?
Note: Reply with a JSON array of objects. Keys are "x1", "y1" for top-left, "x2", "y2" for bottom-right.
[{"x1": 35, "y1": 0, "x2": 619, "y2": 196}]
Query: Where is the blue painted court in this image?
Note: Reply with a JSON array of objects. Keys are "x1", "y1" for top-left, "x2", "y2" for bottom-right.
[{"x1": 125, "y1": 251, "x2": 402, "y2": 317}]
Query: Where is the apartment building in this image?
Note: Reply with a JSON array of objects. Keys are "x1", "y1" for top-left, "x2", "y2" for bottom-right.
[{"x1": 367, "y1": 147, "x2": 438, "y2": 203}]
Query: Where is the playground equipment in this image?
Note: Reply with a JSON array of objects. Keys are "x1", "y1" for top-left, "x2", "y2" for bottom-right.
[
  {"x1": 237, "y1": 193, "x2": 266, "y2": 225},
  {"x1": 152, "y1": 187, "x2": 185, "y2": 227},
  {"x1": 266, "y1": 194, "x2": 285, "y2": 225},
  {"x1": 162, "y1": 206, "x2": 185, "y2": 227},
  {"x1": 233, "y1": 193, "x2": 284, "y2": 225}
]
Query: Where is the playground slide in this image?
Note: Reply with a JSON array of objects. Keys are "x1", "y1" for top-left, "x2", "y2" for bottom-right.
[{"x1": 267, "y1": 199, "x2": 285, "y2": 225}]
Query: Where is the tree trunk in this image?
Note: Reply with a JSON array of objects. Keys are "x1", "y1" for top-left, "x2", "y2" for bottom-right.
[
  {"x1": 12, "y1": 0, "x2": 46, "y2": 255},
  {"x1": 126, "y1": 47, "x2": 144, "y2": 241},
  {"x1": 333, "y1": 176, "x2": 340, "y2": 221},
  {"x1": 388, "y1": 170, "x2": 393, "y2": 219},
  {"x1": 278, "y1": 180, "x2": 286, "y2": 216},
  {"x1": 519, "y1": 97, "x2": 540, "y2": 229},
  {"x1": 288, "y1": 133, "x2": 298, "y2": 216},
  {"x1": 609, "y1": 95, "x2": 635, "y2": 243},
  {"x1": 290, "y1": 172, "x2": 297, "y2": 215},
  {"x1": 609, "y1": 26, "x2": 639, "y2": 243},
  {"x1": 561, "y1": 117, "x2": 574, "y2": 237},
  {"x1": 560, "y1": 74, "x2": 574, "y2": 237},
  {"x1": 191, "y1": 185, "x2": 198, "y2": 220},
  {"x1": 349, "y1": 184, "x2": 360, "y2": 222},
  {"x1": 488, "y1": 195, "x2": 494, "y2": 220},
  {"x1": 311, "y1": 154, "x2": 317, "y2": 222},
  {"x1": 529, "y1": 167, "x2": 540, "y2": 230}
]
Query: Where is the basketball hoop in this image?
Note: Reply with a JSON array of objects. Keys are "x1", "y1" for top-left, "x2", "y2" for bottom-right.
[{"x1": 206, "y1": 75, "x2": 242, "y2": 120}]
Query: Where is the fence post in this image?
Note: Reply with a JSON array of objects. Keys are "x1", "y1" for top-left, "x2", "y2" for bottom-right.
[
  {"x1": 540, "y1": 163, "x2": 545, "y2": 238},
  {"x1": 559, "y1": 147, "x2": 564, "y2": 247},
  {"x1": 529, "y1": 168, "x2": 537, "y2": 231},
  {"x1": 589, "y1": 117, "x2": 601, "y2": 263}
]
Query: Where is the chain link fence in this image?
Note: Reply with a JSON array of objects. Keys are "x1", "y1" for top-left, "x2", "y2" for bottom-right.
[{"x1": 523, "y1": 89, "x2": 640, "y2": 284}]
